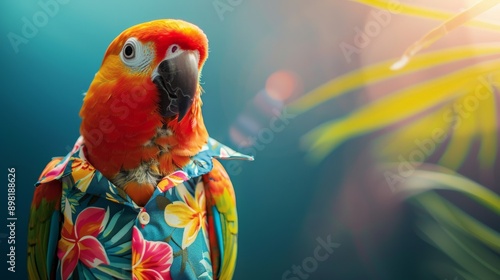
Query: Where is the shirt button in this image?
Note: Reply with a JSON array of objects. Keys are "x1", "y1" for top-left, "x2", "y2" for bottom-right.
[{"x1": 139, "y1": 212, "x2": 150, "y2": 225}]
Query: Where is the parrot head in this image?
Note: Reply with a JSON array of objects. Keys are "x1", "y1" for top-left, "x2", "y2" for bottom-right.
[{"x1": 80, "y1": 19, "x2": 210, "y2": 205}]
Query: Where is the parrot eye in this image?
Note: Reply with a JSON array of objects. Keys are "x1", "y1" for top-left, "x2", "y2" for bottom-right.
[
  {"x1": 167, "y1": 44, "x2": 182, "y2": 58},
  {"x1": 119, "y1": 37, "x2": 153, "y2": 71},
  {"x1": 123, "y1": 43, "x2": 135, "y2": 59}
]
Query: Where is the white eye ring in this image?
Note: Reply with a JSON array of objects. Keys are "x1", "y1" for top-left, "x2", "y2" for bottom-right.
[
  {"x1": 167, "y1": 44, "x2": 183, "y2": 59},
  {"x1": 120, "y1": 37, "x2": 152, "y2": 70}
]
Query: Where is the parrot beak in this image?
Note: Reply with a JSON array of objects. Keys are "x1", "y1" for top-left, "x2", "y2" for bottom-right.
[{"x1": 153, "y1": 50, "x2": 200, "y2": 121}]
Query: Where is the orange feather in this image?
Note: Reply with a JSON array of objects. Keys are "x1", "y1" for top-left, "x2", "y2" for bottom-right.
[{"x1": 80, "y1": 20, "x2": 209, "y2": 206}]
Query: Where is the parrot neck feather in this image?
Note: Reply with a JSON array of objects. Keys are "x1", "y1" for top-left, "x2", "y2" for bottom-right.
[{"x1": 81, "y1": 94, "x2": 208, "y2": 206}]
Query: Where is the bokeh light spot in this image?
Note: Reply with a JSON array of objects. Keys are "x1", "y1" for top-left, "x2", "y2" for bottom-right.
[{"x1": 265, "y1": 70, "x2": 301, "y2": 102}]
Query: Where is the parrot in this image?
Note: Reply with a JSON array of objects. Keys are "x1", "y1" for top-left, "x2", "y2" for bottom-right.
[{"x1": 27, "y1": 19, "x2": 251, "y2": 280}]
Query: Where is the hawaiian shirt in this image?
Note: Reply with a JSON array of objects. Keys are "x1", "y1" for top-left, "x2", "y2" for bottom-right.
[{"x1": 37, "y1": 136, "x2": 252, "y2": 280}]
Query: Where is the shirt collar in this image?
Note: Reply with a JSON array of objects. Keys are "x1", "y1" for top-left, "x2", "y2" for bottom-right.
[{"x1": 37, "y1": 136, "x2": 253, "y2": 208}]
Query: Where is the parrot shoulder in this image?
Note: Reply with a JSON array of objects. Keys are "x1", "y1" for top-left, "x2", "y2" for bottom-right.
[
  {"x1": 203, "y1": 159, "x2": 238, "y2": 280},
  {"x1": 28, "y1": 159, "x2": 64, "y2": 280}
]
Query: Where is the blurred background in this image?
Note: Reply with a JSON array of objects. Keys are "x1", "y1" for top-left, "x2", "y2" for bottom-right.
[{"x1": 1, "y1": 0, "x2": 499, "y2": 279}]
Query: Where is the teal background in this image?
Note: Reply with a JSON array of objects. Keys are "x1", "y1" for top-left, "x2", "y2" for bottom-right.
[{"x1": 0, "y1": 1, "x2": 447, "y2": 279}]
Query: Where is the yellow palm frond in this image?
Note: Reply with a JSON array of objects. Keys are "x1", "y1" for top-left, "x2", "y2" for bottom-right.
[
  {"x1": 352, "y1": 0, "x2": 500, "y2": 32},
  {"x1": 291, "y1": 2, "x2": 500, "y2": 169},
  {"x1": 438, "y1": 96, "x2": 479, "y2": 170},
  {"x1": 477, "y1": 87, "x2": 498, "y2": 169},
  {"x1": 302, "y1": 58, "x2": 500, "y2": 162},
  {"x1": 403, "y1": 169, "x2": 500, "y2": 214},
  {"x1": 289, "y1": 44, "x2": 500, "y2": 114},
  {"x1": 299, "y1": 3, "x2": 500, "y2": 278},
  {"x1": 371, "y1": 105, "x2": 451, "y2": 162},
  {"x1": 389, "y1": 0, "x2": 500, "y2": 69}
]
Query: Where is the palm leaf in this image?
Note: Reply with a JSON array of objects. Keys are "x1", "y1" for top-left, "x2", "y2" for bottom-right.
[
  {"x1": 416, "y1": 217, "x2": 500, "y2": 279},
  {"x1": 370, "y1": 105, "x2": 450, "y2": 161},
  {"x1": 477, "y1": 87, "x2": 498, "y2": 169},
  {"x1": 388, "y1": 0, "x2": 500, "y2": 69},
  {"x1": 414, "y1": 192, "x2": 500, "y2": 252},
  {"x1": 352, "y1": 0, "x2": 500, "y2": 32},
  {"x1": 291, "y1": 1, "x2": 500, "y2": 168},
  {"x1": 302, "y1": 58, "x2": 500, "y2": 162},
  {"x1": 397, "y1": 169, "x2": 500, "y2": 278},
  {"x1": 402, "y1": 169, "x2": 500, "y2": 214},
  {"x1": 289, "y1": 44, "x2": 500, "y2": 114},
  {"x1": 293, "y1": 2, "x2": 500, "y2": 278}
]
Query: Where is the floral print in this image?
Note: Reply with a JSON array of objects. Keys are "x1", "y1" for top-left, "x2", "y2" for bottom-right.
[
  {"x1": 57, "y1": 200, "x2": 110, "y2": 279},
  {"x1": 35, "y1": 137, "x2": 252, "y2": 279},
  {"x1": 157, "y1": 171, "x2": 189, "y2": 193},
  {"x1": 165, "y1": 182, "x2": 208, "y2": 249},
  {"x1": 132, "y1": 226, "x2": 173, "y2": 280}
]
